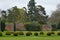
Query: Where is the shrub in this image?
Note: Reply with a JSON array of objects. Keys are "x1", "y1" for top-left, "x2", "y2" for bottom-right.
[
  {"x1": 13, "y1": 32, "x2": 18, "y2": 36},
  {"x1": 57, "y1": 32, "x2": 60, "y2": 36},
  {"x1": 0, "y1": 32, "x2": 2, "y2": 36},
  {"x1": 26, "y1": 32, "x2": 31, "y2": 36},
  {"x1": 40, "y1": 32, "x2": 44, "y2": 35},
  {"x1": 51, "y1": 32, "x2": 55, "y2": 34},
  {"x1": 34, "y1": 32, "x2": 38, "y2": 36},
  {"x1": 18, "y1": 32, "x2": 24, "y2": 35},
  {"x1": 27, "y1": 32, "x2": 32, "y2": 35},
  {"x1": 1, "y1": 21, "x2": 6, "y2": 32},
  {"x1": 47, "y1": 32, "x2": 51, "y2": 36},
  {"x1": 6, "y1": 32, "x2": 11, "y2": 35},
  {"x1": 51, "y1": 24, "x2": 56, "y2": 31},
  {"x1": 25, "y1": 22, "x2": 41, "y2": 31}
]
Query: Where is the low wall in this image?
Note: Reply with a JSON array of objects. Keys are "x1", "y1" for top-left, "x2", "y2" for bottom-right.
[{"x1": 5, "y1": 23, "x2": 26, "y2": 31}]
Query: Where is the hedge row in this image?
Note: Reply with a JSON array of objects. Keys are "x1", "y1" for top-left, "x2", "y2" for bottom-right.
[{"x1": 0, "y1": 31, "x2": 60, "y2": 36}]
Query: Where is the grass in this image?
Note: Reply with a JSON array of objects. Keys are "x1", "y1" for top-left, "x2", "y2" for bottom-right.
[
  {"x1": 0, "y1": 36, "x2": 60, "y2": 40},
  {"x1": 0, "y1": 31, "x2": 60, "y2": 40}
]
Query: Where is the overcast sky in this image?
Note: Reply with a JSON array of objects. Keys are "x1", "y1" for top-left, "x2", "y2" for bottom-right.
[{"x1": 0, "y1": 0, "x2": 60, "y2": 16}]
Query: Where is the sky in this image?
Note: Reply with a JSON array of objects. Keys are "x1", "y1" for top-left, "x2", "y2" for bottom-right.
[{"x1": 0, "y1": 0, "x2": 60, "y2": 16}]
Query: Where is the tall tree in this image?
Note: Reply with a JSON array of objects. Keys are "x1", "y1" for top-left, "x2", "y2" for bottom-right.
[
  {"x1": 1, "y1": 10, "x2": 6, "y2": 32},
  {"x1": 8, "y1": 6, "x2": 21, "y2": 23},
  {"x1": 28, "y1": 0, "x2": 36, "y2": 21},
  {"x1": 27, "y1": 0, "x2": 47, "y2": 24},
  {"x1": 8, "y1": 6, "x2": 20, "y2": 31},
  {"x1": 23, "y1": 7, "x2": 30, "y2": 22},
  {"x1": 48, "y1": 4, "x2": 60, "y2": 25},
  {"x1": 8, "y1": 6, "x2": 28, "y2": 31},
  {"x1": 8, "y1": 7, "x2": 27, "y2": 23}
]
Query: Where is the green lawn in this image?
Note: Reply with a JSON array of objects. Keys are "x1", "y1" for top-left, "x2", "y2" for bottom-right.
[
  {"x1": 0, "y1": 31, "x2": 60, "y2": 40},
  {"x1": 0, "y1": 36, "x2": 60, "y2": 40}
]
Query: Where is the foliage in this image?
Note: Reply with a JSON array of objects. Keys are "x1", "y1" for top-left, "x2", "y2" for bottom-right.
[
  {"x1": 47, "y1": 32, "x2": 51, "y2": 36},
  {"x1": 6, "y1": 32, "x2": 11, "y2": 35},
  {"x1": 40, "y1": 32, "x2": 44, "y2": 35},
  {"x1": 57, "y1": 32, "x2": 60, "y2": 36},
  {"x1": 26, "y1": 32, "x2": 31, "y2": 36},
  {"x1": 51, "y1": 24, "x2": 57, "y2": 31},
  {"x1": 27, "y1": 32, "x2": 32, "y2": 35},
  {"x1": 7, "y1": 6, "x2": 20, "y2": 23},
  {"x1": 0, "y1": 32, "x2": 2, "y2": 36},
  {"x1": 27, "y1": 0, "x2": 47, "y2": 22},
  {"x1": 48, "y1": 4, "x2": 60, "y2": 25},
  {"x1": 25, "y1": 22, "x2": 41, "y2": 31},
  {"x1": 51, "y1": 31, "x2": 55, "y2": 34},
  {"x1": 1, "y1": 10, "x2": 6, "y2": 32},
  {"x1": 7, "y1": 6, "x2": 27, "y2": 23},
  {"x1": 57, "y1": 22, "x2": 60, "y2": 30},
  {"x1": 18, "y1": 32, "x2": 24, "y2": 35},
  {"x1": 34, "y1": 32, "x2": 38, "y2": 36},
  {"x1": 1, "y1": 20, "x2": 6, "y2": 32},
  {"x1": 13, "y1": 32, "x2": 18, "y2": 36},
  {"x1": 1, "y1": 10, "x2": 7, "y2": 20}
]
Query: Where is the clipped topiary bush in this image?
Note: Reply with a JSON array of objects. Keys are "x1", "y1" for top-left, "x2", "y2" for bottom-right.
[
  {"x1": 13, "y1": 32, "x2": 18, "y2": 36},
  {"x1": 0, "y1": 32, "x2": 2, "y2": 36},
  {"x1": 27, "y1": 32, "x2": 32, "y2": 35},
  {"x1": 40, "y1": 31, "x2": 44, "y2": 35},
  {"x1": 57, "y1": 32, "x2": 60, "y2": 36},
  {"x1": 34, "y1": 32, "x2": 38, "y2": 36},
  {"x1": 26, "y1": 32, "x2": 31, "y2": 36},
  {"x1": 51, "y1": 31, "x2": 55, "y2": 34},
  {"x1": 18, "y1": 32, "x2": 24, "y2": 35},
  {"x1": 47, "y1": 32, "x2": 51, "y2": 36},
  {"x1": 6, "y1": 31, "x2": 11, "y2": 35}
]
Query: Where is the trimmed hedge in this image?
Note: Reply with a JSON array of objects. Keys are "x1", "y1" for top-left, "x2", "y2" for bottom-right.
[
  {"x1": 57, "y1": 32, "x2": 60, "y2": 36},
  {"x1": 18, "y1": 32, "x2": 24, "y2": 35},
  {"x1": 6, "y1": 32, "x2": 11, "y2": 35},
  {"x1": 13, "y1": 32, "x2": 18, "y2": 36},
  {"x1": 47, "y1": 32, "x2": 51, "y2": 36},
  {"x1": 27, "y1": 32, "x2": 32, "y2": 35},
  {"x1": 51, "y1": 32, "x2": 55, "y2": 34},
  {"x1": 34, "y1": 32, "x2": 38, "y2": 36},
  {"x1": 40, "y1": 32, "x2": 44, "y2": 35},
  {"x1": 0, "y1": 32, "x2": 2, "y2": 36},
  {"x1": 26, "y1": 32, "x2": 32, "y2": 36}
]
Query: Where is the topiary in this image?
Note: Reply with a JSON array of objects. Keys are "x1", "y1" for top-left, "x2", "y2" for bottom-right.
[
  {"x1": 51, "y1": 31, "x2": 55, "y2": 34},
  {"x1": 47, "y1": 32, "x2": 51, "y2": 36},
  {"x1": 13, "y1": 32, "x2": 18, "y2": 36},
  {"x1": 34, "y1": 32, "x2": 38, "y2": 36},
  {"x1": 57, "y1": 32, "x2": 60, "y2": 36},
  {"x1": 26, "y1": 32, "x2": 31, "y2": 36},
  {"x1": 40, "y1": 31, "x2": 44, "y2": 35},
  {"x1": 6, "y1": 31, "x2": 11, "y2": 35},
  {"x1": 18, "y1": 32, "x2": 24, "y2": 35},
  {"x1": 0, "y1": 32, "x2": 2, "y2": 36},
  {"x1": 28, "y1": 32, "x2": 32, "y2": 35}
]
